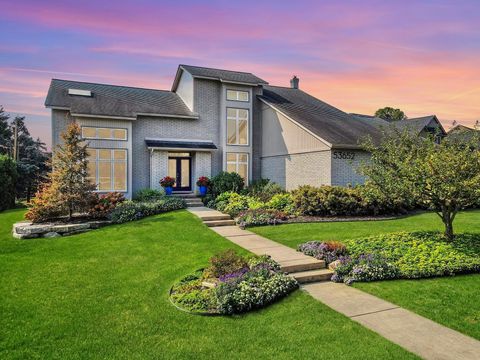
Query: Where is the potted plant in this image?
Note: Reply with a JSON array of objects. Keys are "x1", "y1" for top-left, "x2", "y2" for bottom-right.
[
  {"x1": 196, "y1": 176, "x2": 210, "y2": 196},
  {"x1": 160, "y1": 176, "x2": 175, "y2": 195}
]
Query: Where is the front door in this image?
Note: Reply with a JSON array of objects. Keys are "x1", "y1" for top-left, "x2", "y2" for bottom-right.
[{"x1": 168, "y1": 156, "x2": 191, "y2": 191}]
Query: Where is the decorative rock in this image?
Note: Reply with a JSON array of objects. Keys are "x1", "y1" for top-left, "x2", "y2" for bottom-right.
[
  {"x1": 51, "y1": 223, "x2": 91, "y2": 233},
  {"x1": 12, "y1": 232, "x2": 39, "y2": 239},
  {"x1": 14, "y1": 222, "x2": 52, "y2": 235},
  {"x1": 329, "y1": 260, "x2": 342, "y2": 271},
  {"x1": 88, "y1": 220, "x2": 112, "y2": 229},
  {"x1": 43, "y1": 232, "x2": 61, "y2": 238}
]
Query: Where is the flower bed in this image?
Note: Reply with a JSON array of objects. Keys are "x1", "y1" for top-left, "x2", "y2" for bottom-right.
[
  {"x1": 297, "y1": 232, "x2": 480, "y2": 285},
  {"x1": 169, "y1": 250, "x2": 298, "y2": 315}
]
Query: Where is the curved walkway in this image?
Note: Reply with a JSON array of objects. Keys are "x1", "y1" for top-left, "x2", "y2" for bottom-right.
[{"x1": 188, "y1": 207, "x2": 480, "y2": 360}]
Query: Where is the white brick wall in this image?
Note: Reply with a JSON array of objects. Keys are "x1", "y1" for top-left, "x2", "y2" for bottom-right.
[
  {"x1": 331, "y1": 149, "x2": 370, "y2": 186},
  {"x1": 150, "y1": 150, "x2": 168, "y2": 190},
  {"x1": 192, "y1": 152, "x2": 211, "y2": 193},
  {"x1": 261, "y1": 150, "x2": 331, "y2": 190}
]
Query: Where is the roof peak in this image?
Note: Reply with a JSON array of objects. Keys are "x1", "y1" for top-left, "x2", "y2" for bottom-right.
[{"x1": 179, "y1": 64, "x2": 258, "y2": 76}]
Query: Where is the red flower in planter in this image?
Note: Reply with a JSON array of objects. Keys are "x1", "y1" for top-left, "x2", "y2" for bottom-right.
[
  {"x1": 160, "y1": 176, "x2": 175, "y2": 188},
  {"x1": 196, "y1": 176, "x2": 210, "y2": 187}
]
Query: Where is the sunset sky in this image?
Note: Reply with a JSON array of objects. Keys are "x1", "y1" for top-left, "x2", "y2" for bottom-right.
[{"x1": 1, "y1": 0, "x2": 479, "y2": 148}]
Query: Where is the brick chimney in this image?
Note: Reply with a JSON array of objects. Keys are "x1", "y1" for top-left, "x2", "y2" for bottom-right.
[{"x1": 290, "y1": 75, "x2": 299, "y2": 89}]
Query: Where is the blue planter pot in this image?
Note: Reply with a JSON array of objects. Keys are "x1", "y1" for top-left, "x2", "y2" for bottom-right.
[
  {"x1": 199, "y1": 185, "x2": 207, "y2": 196},
  {"x1": 164, "y1": 186, "x2": 173, "y2": 195}
]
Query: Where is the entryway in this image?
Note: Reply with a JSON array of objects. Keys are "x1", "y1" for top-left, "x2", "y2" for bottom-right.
[{"x1": 168, "y1": 152, "x2": 191, "y2": 191}]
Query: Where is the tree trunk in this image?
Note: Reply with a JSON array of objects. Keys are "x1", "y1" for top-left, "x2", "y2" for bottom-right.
[{"x1": 441, "y1": 206, "x2": 455, "y2": 241}]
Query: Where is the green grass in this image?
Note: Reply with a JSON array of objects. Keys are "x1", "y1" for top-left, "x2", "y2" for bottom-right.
[
  {"x1": 0, "y1": 208, "x2": 416, "y2": 359},
  {"x1": 251, "y1": 210, "x2": 480, "y2": 248},
  {"x1": 251, "y1": 210, "x2": 480, "y2": 340}
]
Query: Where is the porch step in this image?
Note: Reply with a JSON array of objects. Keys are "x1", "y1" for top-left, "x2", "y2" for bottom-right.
[
  {"x1": 174, "y1": 193, "x2": 198, "y2": 199},
  {"x1": 290, "y1": 268, "x2": 334, "y2": 284},
  {"x1": 200, "y1": 214, "x2": 232, "y2": 221},
  {"x1": 204, "y1": 219, "x2": 236, "y2": 227},
  {"x1": 280, "y1": 259, "x2": 326, "y2": 273},
  {"x1": 187, "y1": 203, "x2": 204, "y2": 208}
]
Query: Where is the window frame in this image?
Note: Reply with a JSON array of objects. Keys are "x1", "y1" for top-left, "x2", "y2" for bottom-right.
[
  {"x1": 226, "y1": 152, "x2": 249, "y2": 185},
  {"x1": 226, "y1": 107, "x2": 249, "y2": 146},
  {"x1": 81, "y1": 126, "x2": 128, "y2": 141},
  {"x1": 87, "y1": 148, "x2": 128, "y2": 192},
  {"x1": 226, "y1": 89, "x2": 249, "y2": 102}
]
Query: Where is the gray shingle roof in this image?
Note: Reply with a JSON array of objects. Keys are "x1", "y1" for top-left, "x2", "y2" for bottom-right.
[
  {"x1": 45, "y1": 79, "x2": 197, "y2": 119},
  {"x1": 173, "y1": 64, "x2": 268, "y2": 90},
  {"x1": 260, "y1": 86, "x2": 386, "y2": 148}
]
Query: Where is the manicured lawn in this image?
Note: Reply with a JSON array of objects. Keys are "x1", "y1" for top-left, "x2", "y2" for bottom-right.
[
  {"x1": 251, "y1": 210, "x2": 480, "y2": 340},
  {"x1": 252, "y1": 210, "x2": 480, "y2": 248},
  {"x1": 0, "y1": 209, "x2": 416, "y2": 359}
]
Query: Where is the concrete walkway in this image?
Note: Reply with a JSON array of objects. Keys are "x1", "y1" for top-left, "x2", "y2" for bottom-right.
[{"x1": 188, "y1": 206, "x2": 480, "y2": 360}]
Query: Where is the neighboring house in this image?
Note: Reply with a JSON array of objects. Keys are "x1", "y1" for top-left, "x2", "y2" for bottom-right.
[
  {"x1": 45, "y1": 64, "x2": 446, "y2": 197},
  {"x1": 447, "y1": 123, "x2": 480, "y2": 143}
]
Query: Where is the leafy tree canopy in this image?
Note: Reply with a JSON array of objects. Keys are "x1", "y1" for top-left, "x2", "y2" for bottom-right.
[{"x1": 374, "y1": 107, "x2": 407, "y2": 122}]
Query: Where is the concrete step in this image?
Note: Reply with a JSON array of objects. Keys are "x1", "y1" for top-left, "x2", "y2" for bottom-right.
[
  {"x1": 280, "y1": 259, "x2": 326, "y2": 273},
  {"x1": 200, "y1": 214, "x2": 232, "y2": 221},
  {"x1": 204, "y1": 219, "x2": 236, "y2": 227},
  {"x1": 187, "y1": 203, "x2": 204, "y2": 208},
  {"x1": 291, "y1": 268, "x2": 334, "y2": 284},
  {"x1": 174, "y1": 193, "x2": 198, "y2": 199},
  {"x1": 185, "y1": 199, "x2": 203, "y2": 203}
]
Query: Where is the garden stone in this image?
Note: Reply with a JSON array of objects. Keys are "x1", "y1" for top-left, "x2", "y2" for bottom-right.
[
  {"x1": 43, "y1": 232, "x2": 61, "y2": 238},
  {"x1": 51, "y1": 223, "x2": 90, "y2": 233},
  {"x1": 14, "y1": 222, "x2": 52, "y2": 235},
  {"x1": 12, "y1": 232, "x2": 39, "y2": 239}
]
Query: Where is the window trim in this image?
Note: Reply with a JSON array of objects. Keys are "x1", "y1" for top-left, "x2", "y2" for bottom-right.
[
  {"x1": 226, "y1": 152, "x2": 249, "y2": 185},
  {"x1": 226, "y1": 89, "x2": 249, "y2": 102},
  {"x1": 226, "y1": 107, "x2": 249, "y2": 146},
  {"x1": 87, "y1": 148, "x2": 128, "y2": 192},
  {"x1": 81, "y1": 126, "x2": 128, "y2": 141}
]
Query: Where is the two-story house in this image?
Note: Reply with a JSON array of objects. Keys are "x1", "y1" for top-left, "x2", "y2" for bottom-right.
[{"x1": 45, "y1": 64, "x2": 445, "y2": 197}]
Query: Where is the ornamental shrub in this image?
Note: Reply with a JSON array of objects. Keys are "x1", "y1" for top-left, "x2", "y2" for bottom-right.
[
  {"x1": 236, "y1": 208, "x2": 288, "y2": 228},
  {"x1": 134, "y1": 188, "x2": 164, "y2": 202},
  {"x1": 266, "y1": 193, "x2": 295, "y2": 214},
  {"x1": 243, "y1": 179, "x2": 284, "y2": 202},
  {"x1": 88, "y1": 192, "x2": 125, "y2": 219},
  {"x1": 203, "y1": 249, "x2": 248, "y2": 279},
  {"x1": 108, "y1": 197, "x2": 186, "y2": 223},
  {"x1": 215, "y1": 270, "x2": 298, "y2": 314},
  {"x1": 0, "y1": 155, "x2": 17, "y2": 211},
  {"x1": 332, "y1": 254, "x2": 399, "y2": 285},
  {"x1": 210, "y1": 171, "x2": 244, "y2": 197}
]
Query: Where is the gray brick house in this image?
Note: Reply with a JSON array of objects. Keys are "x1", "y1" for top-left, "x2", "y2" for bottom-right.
[{"x1": 45, "y1": 64, "x2": 445, "y2": 197}]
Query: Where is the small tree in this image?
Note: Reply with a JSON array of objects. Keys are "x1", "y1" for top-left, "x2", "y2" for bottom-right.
[
  {"x1": 26, "y1": 123, "x2": 95, "y2": 222},
  {"x1": 361, "y1": 128, "x2": 480, "y2": 240},
  {"x1": 375, "y1": 107, "x2": 406, "y2": 122},
  {"x1": 0, "y1": 155, "x2": 17, "y2": 211}
]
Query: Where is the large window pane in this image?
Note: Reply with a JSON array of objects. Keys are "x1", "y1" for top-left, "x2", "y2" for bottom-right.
[
  {"x1": 226, "y1": 152, "x2": 248, "y2": 184},
  {"x1": 238, "y1": 91, "x2": 249, "y2": 101},
  {"x1": 99, "y1": 149, "x2": 111, "y2": 160},
  {"x1": 239, "y1": 120, "x2": 248, "y2": 144},
  {"x1": 227, "y1": 119, "x2": 236, "y2": 144},
  {"x1": 98, "y1": 162, "x2": 111, "y2": 190},
  {"x1": 82, "y1": 127, "x2": 96, "y2": 138},
  {"x1": 114, "y1": 149, "x2": 126, "y2": 160},
  {"x1": 238, "y1": 109, "x2": 248, "y2": 120},
  {"x1": 226, "y1": 90, "x2": 249, "y2": 102},
  {"x1": 238, "y1": 163, "x2": 247, "y2": 180},
  {"x1": 112, "y1": 129, "x2": 127, "y2": 140},
  {"x1": 97, "y1": 128, "x2": 111, "y2": 139},
  {"x1": 113, "y1": 162, "x2": 126, "y2": 190},
  {"x1": 226, "y1": 163, "x2": 236, "y2": 173},
  {"x1": 226, "y1": 108, "x2": 249, "y2": 145}
]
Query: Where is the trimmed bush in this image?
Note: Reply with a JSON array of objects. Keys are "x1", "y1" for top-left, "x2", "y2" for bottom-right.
[
  {"x1": 0, "y1": 155, "x2": 17, "y2": 211},
  {"x1": 266, "y1": 193, "x2": 295, "y2": 214},
  {"x1": 292, "y1": 185, "x2": 413, "y2": 217},
  {"x1": 210, "y1": 171, "x2": 244, "y2": 197},
  {"x1": 134, "y1": 188, "x2": 164, "y2": 202},
  {"x1": 331, "y1": 254, "x2": 399, "y2": 285},
  {"x1": 109, "y1": 197, "x2": 186, "y2": 223},
  {"x1": 236, "y1": 208, "x2": 288, "y2": 228}
]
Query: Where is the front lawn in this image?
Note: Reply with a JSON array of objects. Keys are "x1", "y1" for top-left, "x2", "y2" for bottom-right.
[
  {"x1": 251, "y1": 210, "x2": 480, "y2": 340},
  {"x1": 0, "y1": 208, "x2": 416, "y2": 359}
]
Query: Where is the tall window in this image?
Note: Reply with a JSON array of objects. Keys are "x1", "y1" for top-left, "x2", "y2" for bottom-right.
[
  {"x1": 87, "y1": 148, "x2": 127, "y2": 191},
  {"x1": 227, "y1": 108, "x2": 248, "y2": 145},
  {"x1": 82, "y1": 126, "x2": 127, "y2": 140},
  {"x1": 226, "y1": 152, "x2": 248, "y2": 184},
  {"x1": 227, "y1": 89, "x2": 249, "y2": 102}
]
